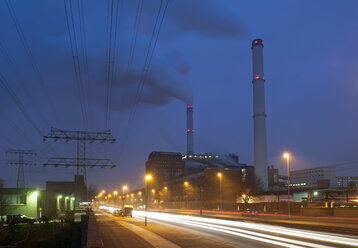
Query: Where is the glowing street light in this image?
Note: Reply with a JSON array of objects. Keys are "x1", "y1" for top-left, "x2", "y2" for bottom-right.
[
  {"x1": 145, "y1": 174, "x2": 152, "y2": 226},
  {"x1": 217, "y1": 172, "x2": 223, "y2": 211},
  {"x1": 283, "y1": 152, "x2": 291, "y2": 219},
  {"x1": 122, "y1": 185, "x2": 128, "y2": 208},
  {"x1": 113, "y1": 191, "x2": 118, "y2": 196},
  {"x1": 184, "y1": 181, "x2": 189, "y2": 208}
]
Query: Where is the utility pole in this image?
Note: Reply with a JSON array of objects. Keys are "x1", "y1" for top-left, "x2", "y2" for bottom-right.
[
  {"x1": 6, "y1": 149, "x2": 36, "y2": 188},
  {"x1": 43, "y1": 127, "x2": 116, "y2": 201}
]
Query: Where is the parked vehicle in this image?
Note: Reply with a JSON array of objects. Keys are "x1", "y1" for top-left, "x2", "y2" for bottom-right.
[
  {"x1": 6, "y1": 215, "x2": 36, "y2": 225},
  {"x1": 113, "y1": 205, "x2": 133, "y2": 217},
  {"x1": 241, "y1": 208, "x2": 258, "y2": 217}
]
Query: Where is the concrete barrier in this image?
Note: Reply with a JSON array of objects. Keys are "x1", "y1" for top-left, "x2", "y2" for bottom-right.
[
  {"x1": 334, "y1": 208, "x2": 358, "y2": 217},
  {"x1": 87, "y1": 214, "x2": 103, "y2": 248}
]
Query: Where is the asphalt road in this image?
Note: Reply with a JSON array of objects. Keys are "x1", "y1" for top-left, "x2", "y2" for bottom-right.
[
  {"x1": 133, "y1": 210, "x2": 358, "y2": 248},
  {"x1": 151, "y1": 209, "x2": 358, "y2": 235}
]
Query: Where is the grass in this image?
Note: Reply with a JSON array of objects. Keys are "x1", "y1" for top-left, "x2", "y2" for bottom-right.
[{"x1": 0, "y1": 221, "x2": 82, "y2": 248}]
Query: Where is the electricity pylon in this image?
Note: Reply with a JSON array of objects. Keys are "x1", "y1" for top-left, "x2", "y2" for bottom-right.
[{"x1": 6, "y1": 149, "x2": 36, "y2": 188}]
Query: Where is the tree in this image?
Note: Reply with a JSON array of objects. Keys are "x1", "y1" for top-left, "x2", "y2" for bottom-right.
[{"x1": 87, "y1": 184, "x2": 98, "y2": 201}]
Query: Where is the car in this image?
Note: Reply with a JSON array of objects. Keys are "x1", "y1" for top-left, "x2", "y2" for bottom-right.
[
  {"x1": 113, "y1": 206, "x2": 133, "y2": 217},
  {"x1": 241, "y1": 208, "x2": 258, "y2": 217},
  {"x1": 6, "y1": 215, "x2": 36, "y2": 225}
]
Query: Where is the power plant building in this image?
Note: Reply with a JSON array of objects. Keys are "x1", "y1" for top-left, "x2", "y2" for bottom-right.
[
  {"x1": 288, "y1": 166, "x2": 337, "y2": 189},
  {"x1": 145, "y1": 152, "x2": 185, "y2": 190}
]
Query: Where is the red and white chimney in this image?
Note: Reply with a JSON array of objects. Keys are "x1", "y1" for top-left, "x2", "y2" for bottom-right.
[
  {"x1": 252, "y1": 38, "x2": 268, "y2": 191},
  {"x1": 186, "y1": 105, "x2": 194, "y2": 154}
]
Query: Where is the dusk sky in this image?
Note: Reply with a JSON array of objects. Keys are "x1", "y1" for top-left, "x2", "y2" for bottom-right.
[{"x1": 0, "y1": 0, "x2": 357, "y2": 191}]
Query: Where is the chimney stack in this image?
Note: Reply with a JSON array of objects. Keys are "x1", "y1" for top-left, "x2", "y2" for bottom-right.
[
  {"x1": 186, "y1": 105, "x2": 194, "y2": 154},
  {"x1": 251, "y1": 39, "x2": 268, "y2": 191}
]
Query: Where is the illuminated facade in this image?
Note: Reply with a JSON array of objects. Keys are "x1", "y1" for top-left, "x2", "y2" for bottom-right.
[{"x1": 0, "y1": 188, "x2": 42, "y2": 218}]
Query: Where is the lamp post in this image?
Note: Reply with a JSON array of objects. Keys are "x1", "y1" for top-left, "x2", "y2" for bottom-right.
[
  {"x1": 145, "y1": 175, "x2": 152, "y2": 226},
  {"x1": 283, "y1": 153, "x2": 290, "y2": 219},
  {"x1": 217, "y1": 172, "x2": 222, "y2": 211},
  {"x1": 113, "y1": 191, "x2": 118, "y2": 206},
  {"x1": 122, "y1": 185, "x2": 128, "y2": 209},
  {"x1": 184, "y1": 181, "x2": 189, "y2": 209}
]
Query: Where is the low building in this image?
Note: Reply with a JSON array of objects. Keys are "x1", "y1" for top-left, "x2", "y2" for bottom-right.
[
  {"x1": 0, "y1": 188, "x2": 42, "y2": 219},
  {"x1": 46, "y1": 175, "x2": 86, "y2": 202}
]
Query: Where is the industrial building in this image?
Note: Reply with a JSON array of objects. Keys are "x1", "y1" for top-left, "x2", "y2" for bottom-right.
[
  {"x1": 288, "y1": 166, "x2": 337, "y2": 189},
  {"x1": 145, "y1": 152, "x2": 185, "y2": 191}
]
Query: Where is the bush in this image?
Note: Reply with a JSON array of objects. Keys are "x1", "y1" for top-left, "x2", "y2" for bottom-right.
[
  {"x1": 38, "y1": 216, "x2": 50, "y2": 224},
  {"x1": 64, "y1": 211, "x2": 74, "y2": 224}
]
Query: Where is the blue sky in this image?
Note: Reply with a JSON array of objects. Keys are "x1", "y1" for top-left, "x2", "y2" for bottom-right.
[{"x1": 0, "y1": 0, "x2": 357, "y2": 191}]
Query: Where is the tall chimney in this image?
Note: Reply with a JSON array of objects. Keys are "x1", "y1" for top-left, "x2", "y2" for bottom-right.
[
  {"x1": 251, "y1": 38, "x2": 268, "y2": 191},
  {"x1": 186, "y1": 105, "x2": 194, "y2": 154}
]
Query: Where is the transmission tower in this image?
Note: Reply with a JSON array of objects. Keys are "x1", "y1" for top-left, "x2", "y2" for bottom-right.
[
  {"x1": 6, "y1": 149, "x2": 36, "y2": 188},
  {"x1": 43, "y1": 127, "x2": 116, "y2": 185}
]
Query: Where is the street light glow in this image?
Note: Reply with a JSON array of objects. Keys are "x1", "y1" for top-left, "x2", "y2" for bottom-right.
[
  {"x1": 184, "y1": 181, "x2": 188, "y2": 186},
  {"x1": 283, "y1": 152, "x2": 290, "y2": 159},
  {"x1": 217, "y1": 172, "x2": 222, "y2": 177},
  {"x1": 145, "y1": 175, "x2": 152, "y2": 181},
  {"x1": 113, "y1": 191, "x2": 118, "y2": 195},
  {"x1": 122, "y1": 185, "x2": 128, "y2": 191}
]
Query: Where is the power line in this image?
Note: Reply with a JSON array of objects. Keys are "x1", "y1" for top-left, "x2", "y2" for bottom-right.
[
  {"x1": 0, "y1": 72, "x2": 43, "y2": 136},
  {"x1": 117, "y1": 0, "x2": 170, "y2": 160},
  {"x1": 64, "y1": 0, "x2": 89, "y2": 128},
  {"x1": 77, "y1": 0, "x2": 93, "y2": 127},
  {"x1": 104, "y1": 0, "x2": 121, "y2": 130},
  {"x1": 5, "y1": 0, "x2": 63, "y2": 127},
  {"x1": 0, "y1": 41, "x2": 51, "y2": 128}
]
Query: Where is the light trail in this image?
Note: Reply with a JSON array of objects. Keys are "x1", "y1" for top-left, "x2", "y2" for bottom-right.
[{"x1": 133, "y1": 210, "x2": 358, "y2": 248}]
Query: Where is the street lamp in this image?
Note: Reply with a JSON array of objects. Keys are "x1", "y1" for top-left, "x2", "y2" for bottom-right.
[
  {"x1": 217, "y1": 172, "x2": 222, "y2": 211},
  {"x1": 122, "y1": 185, "x2": 128, "y2": 209},
  {"x1": 283, "y1": 152, "x2": 291, "y2": 219},
  {"x1": 184, "y1": 181, "x2": 189, "y2": 208},
  {"x1": 145, "y1": 174, "x2": 152, "y2": 226}
]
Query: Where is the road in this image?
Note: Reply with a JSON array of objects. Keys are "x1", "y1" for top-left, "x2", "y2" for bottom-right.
[
  {"x1": 132, "y1": 210, "x2": 358, "y2": 248},
  {"x1": 150, "y1": 208, "x2": 358, "y2": 235}
]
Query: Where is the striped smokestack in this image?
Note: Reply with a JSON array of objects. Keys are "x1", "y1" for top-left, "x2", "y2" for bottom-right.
[
  {"x1": 252, "y1": 38, "x2": 268, "y2": 191},
  {"x1": 186, "y1": 105, "x2": 194, "y2": 154}
]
